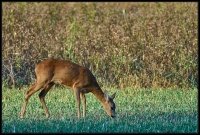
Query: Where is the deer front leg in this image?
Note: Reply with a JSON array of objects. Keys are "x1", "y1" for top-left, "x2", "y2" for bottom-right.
[
  {"x1": 74, "y1": 88, "x2": 81, "y2": 119},
  {"x1": 80, "y1": 92, "x2": 86, "y2": 117}
]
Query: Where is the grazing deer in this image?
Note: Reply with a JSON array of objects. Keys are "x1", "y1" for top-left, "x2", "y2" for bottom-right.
[{"x1": 20, "y1": 58, "x2": 116, "y2": 118}]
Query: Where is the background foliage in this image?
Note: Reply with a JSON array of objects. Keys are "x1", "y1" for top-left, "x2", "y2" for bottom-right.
[{"x1": 2, "y1": 2, "x2": 198, "y2": 89}]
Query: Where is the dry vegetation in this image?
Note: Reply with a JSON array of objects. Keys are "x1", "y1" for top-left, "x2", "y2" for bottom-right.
[{"x1": 2, "y1": 2, "x2": 198, "y2": 89}]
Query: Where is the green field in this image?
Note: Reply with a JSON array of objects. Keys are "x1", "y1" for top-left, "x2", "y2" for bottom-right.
[
  {"x1": 2, "y1": 2, "x2": 198, "y2": 133},
  {"x1": 2, "y1": 86, "x2": 197, "y2": 133}
]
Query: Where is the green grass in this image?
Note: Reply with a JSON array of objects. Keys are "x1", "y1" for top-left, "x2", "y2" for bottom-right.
[{"x1": 2, "y1": 86, "x2": 197, "y2": 133}]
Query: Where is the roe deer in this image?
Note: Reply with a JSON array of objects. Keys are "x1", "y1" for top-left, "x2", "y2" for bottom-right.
[{"x1": 20, "y1": 58, "x2": 116, "y2": 118}]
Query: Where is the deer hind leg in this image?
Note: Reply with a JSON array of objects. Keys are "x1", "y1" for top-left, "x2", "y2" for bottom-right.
[
  {"x1": 80, "y1": 92, "x2": 86, "y2": 117},
  {"x1": 38, "y1": 82, "x2": 54, "y2": 118},
  {"x1": 20, "y1": 81, "x2": 45, "y2": 118}
]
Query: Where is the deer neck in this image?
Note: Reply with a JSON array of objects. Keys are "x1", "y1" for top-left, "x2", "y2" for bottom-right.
[{"x1": 91, "y1": 87, "x2": 106, "y2": 104}]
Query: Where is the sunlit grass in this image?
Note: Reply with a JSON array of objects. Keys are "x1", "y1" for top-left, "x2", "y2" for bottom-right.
[{"x1": 2, "y1": 86, "x2": 197, "y2": 133}]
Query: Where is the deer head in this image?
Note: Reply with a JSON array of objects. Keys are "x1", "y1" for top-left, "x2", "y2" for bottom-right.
[{"x1": 102, "y1": 91, "x2": 116, "y2": 118}]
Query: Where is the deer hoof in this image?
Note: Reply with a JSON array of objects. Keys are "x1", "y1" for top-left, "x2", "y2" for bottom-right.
[
  {"x1": 20, "y1": 115, "x2": 24, "y2": 119},
  {"x1": 46, "y1": 114, "x2": 50, "y2": 118}
]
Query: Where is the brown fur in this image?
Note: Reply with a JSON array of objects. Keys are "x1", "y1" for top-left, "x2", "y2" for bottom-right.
[{"x1": 20, "y1": 58, "x2": 116, "y2": 118}]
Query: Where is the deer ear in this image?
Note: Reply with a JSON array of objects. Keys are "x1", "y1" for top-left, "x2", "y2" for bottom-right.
[
  {"x1": 111, "y1": 92, "x2": 116, "y2": 99},
  {"x1": 104, "y1": 92, "x2": 109, "y2": 101}
]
